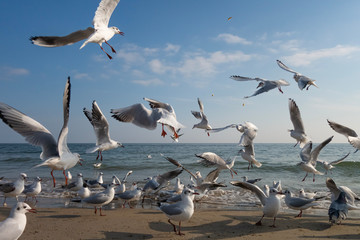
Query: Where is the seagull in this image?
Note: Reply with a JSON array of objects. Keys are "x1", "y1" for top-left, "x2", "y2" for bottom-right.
[
  {"x1": 329, "y1": 191, "x2": 348, "y2": 225},
  {"x1": 0, "y1": 202, "x2": 36, "y2": 240},
  {"x1": 317, "y1": 152, "x2": 350, "y2": 174},
  {"x1": 242, "y1": 176, "x2": 261, "y2": 184},
  {"x1": 0, "y1": 77, "x2": 82, "y2": 187},
  {"x1": 85, "y1": 172, "x2": 104, "y2": 188},
  {"x1": 63, "y1": 173, "x2": 84, "y2": 191},
  {"x1": 288, "y1": 98, "x2": 310, "y2": 148},
  {"x1": 207, "y1": 121, "x2": 258, "y2": 146},
  {"x1": 297, "y1": 136, "x2": 333, "y2": 182},
  {"x1": 238, "y1": 144, "x2": 262, "y2": 170},
  {"x1": 23, "y1": 177, "x2": 42, "y2": 203},
  {"x1": 83, "y1": 183, "x2": 117, "y2": 216},
  {"x1": 84, "y1": 100, "x2": 124, "y2": 162},
  {"x1": 230, "y1": 75, "x2": 290, "y2": 98},
  {"x1": 195, "y1": 152, "x2": 237, "y2": 178},
  {"x1": 327, "y1": 119, "x2": 360, "y2": 152},
  {"x1": 111, "y1": 98, "x2": 185, "y2": 140},
  {"x1": 117, "y1": 183, "x2": 142, "y2": 208},
  {"x1": 66, "y1": 171, "x2": 72, "y2": 181},
  {"x1": 0, "y1": 173, "x2": 27, "y2": 206},
  {"x1": 299, "y1": 188, "x2": 317, "y2": 199},
  {"x1": 191, "y1": 98, "x2": 212, "y2": 136},
  {"x1": 326, "y1": 178, "x2": 360, "y2": 208},
  {"x1": 159, "y1": 188, "x2": 199, "y2": 235},
  {"x1": 113, "y1": 171, "x2": 133, "y2": 194},
  {"x1": 230, "y1": 181, "x2": 283, "y2": 227},
  {"x1": 283, "y1": 189, "x2": 320, "y2": 217},
  {"x1": 174, "y1": 178, "x2": 184, "y2": 194},
  {"x1": 30, "y1": 0, "x2": 124, "y2": 60},
  {"x1": 78, "y1": 183, "x2": 91, "y2": 199},
  {"x1": 276, "y1": 60, "x2": 318, "y2": 90}
]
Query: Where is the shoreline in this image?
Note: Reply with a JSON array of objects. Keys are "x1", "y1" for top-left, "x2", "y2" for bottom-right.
[{"x1": 1, "y1": 206, "x2": 360, "y2": 240}]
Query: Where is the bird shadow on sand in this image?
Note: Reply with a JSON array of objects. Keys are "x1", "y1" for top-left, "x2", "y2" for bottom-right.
[
  {"x1": 38, "y1": 214, "x2": 81, "y2": 219},
  {"x1": 85, "y1": 231, "x2": 153, "y2": 240}
]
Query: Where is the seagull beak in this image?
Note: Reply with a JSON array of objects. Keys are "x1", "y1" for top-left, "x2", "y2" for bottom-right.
[
  {"x1": 192, "y1": 192, "x2": 200, "y2": 195},
  {"x1": 28, "y1": 208, "x2": 37, "y2": 213},
  {"x1": 119, "y1": 31, "x2": 125, "y2": 36}
]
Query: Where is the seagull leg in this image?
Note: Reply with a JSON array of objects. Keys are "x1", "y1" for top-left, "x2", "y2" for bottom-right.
[
  {"x1": 255, "y1": 215, "x2": 264, "y2": 226},
  {"x1": 100, "y1": 151, "x2": 103, "y2": 162},
  {"x1": 295, "y1": 210, "x2": 302, "y2": 218},
  {"x1": 269, "y1": 217, "x2": 277, "y2": 228},
  {"x1": 100, "y1": 207, "x2": 106, "y2": 216},
  {"x1": 302, "y1": 173, "x2": 308, "y2": 182},
  {"x1": 94, "y1": 207, "x2": 97, "y2": 214},
  {"x1": 63, "y1": 170, "x2": 68, "y2": 186},
  {"x1": 177, "y1": 221, "x2": 185, "y2": 235},
  {"x1": 294, "y1": 141, "x2": 298, "y2": 147},
  {"x1": 168, "y1": 219, "x2": 177, "y2": 233},
  {"x1": 99, "y1": 45, "x2": 112, "y2": 60},
  {"x1": 51, "y1": 170, "x2": 56, "y2": 187},
  {"x1": 313, "y1": 174, "x2": 315, "y2": 182},
  {"x1": 207, "y1": 132, "x2": 210, "y2": 136},
  {"x1": 96, "y1": 151, "x2": 100, "y2": 161},
  {"x1": 105, "y1": 40, "x2": 116, "y2": 53},
  {"x1": 161, "y1": 124, "x2": 167, "y2": 137},
  {"x1": 278, "y1": 87, "x2": 283, "y2": 94},
  {"x1": 3, "y1": 197, "x2": 7, "y2": 206}
]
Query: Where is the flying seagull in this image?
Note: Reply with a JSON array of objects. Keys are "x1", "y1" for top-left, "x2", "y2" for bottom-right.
[
  {"x1": 30, "y1": 0, "x2": 123, "y2": 59},
  {"x1": 230, "y1": 75, "x2": 290, "y2": 98},
  {"x1": 191, "y1": 98, "x2": 212, "y2": 136}
]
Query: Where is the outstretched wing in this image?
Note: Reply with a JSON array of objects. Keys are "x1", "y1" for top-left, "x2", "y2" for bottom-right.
[
  {"x1": 276, "y1": 60, "x2": 299, "y2": 74},
  {"x1": 93, "y1": 0, "x2": 121, "y2": 29}
]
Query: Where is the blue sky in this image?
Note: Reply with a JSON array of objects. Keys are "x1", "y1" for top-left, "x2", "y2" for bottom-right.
[{"x1": 1, "y1": 0, "x2": 360, "y2": 144}]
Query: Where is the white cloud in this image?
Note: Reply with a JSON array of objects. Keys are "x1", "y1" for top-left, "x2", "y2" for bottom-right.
[
  {"x1": 216, "y1": 33, "x2": 252, "y2": 45},
  {"x1": 164, "y1": 43, "x2": 181, "y2": 53},
  {"x1": 1, "y1": 66, "x2": 29, "y2": 76},
  {"x1": 284, "y1": 45, "x2": 360, "y2": 66},
  {"x1": 73, "y1": 73, "x2": 91, "y2": 80},
  {"x1": 274, "y1": 31, "x2": 296, "y2": 37},
  {"x1": 132, "y1": 78, "x2": 164, "y2": 86}
]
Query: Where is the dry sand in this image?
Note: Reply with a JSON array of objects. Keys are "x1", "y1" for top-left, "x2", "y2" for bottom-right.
[{"x1": 1, "y1": 205, "x2": 360, "y2": 240}]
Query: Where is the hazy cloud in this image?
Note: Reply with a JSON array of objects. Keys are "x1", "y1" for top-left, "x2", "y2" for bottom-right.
[
  {"x1": 216, "y1": 33, "x2": 252, "y2": 45},
  {"x1": 132, "y1": 78, "x2": 164, "y2": 86}
]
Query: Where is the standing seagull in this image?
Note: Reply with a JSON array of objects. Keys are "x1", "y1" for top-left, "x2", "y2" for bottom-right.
[
  {"x1": 297, "y1": 136, "x2": 333, "y2": 182},
  {"x1": 30, "y1": 0, "x2": 123, "y2": 60},
  {"x1": 195, "y1": 152, "x2": 237, "y2": 178},
  {"x1": 230, "y1": 181, "x2": 283, "y2": 227},
  {"x1": 159, "y1": 188, "x2": 199, "y2": 235},
  {"x1": 0, "y1": 173, "x2": 27, "y2": 206},
  {"x1": 288, "y1": 98, "x2": 310, "y2": 148},
  {"x1": 230, "y1": 75, "x2": 290, "y2": 98},
  {"x1": 283, "y1": 190, "x2": 320, "y2": 217},
  {"x1": 0, "y1": 77, "x2": 82, "y2": 187},
  {"x1": 111, "y1": 98, "x2": 184, "y2": 140},
  {"x1": 327, "y1": 120, "x2": 360, "y2": 152},
  {"x1": 0, "y1": 202, "x2": 36, "y2": 240},
  {"x1": 23, "y1": 177, "x2": 42, "y2": 203},
  {"x1": 191, "y1": 98, "x2": 212, "y2": 135},
  {"x1": 329, "y1": 191, "x2": 348, "y2": 225},
  {"x1": 276, "y1": 60, "x2": 318, "y2": 90},
  {"x1": 83, "y1": 183, "x2": 117, "y2": 216},
  {"x1": 326, "y1": 178, "x2": 360, "y2": 208},
  {"x1": 84, "y1": 100, "x2": 123, "y2": 162}
]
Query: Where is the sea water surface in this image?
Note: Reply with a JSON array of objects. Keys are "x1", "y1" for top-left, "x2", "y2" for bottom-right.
[{"x1": 0, "y1": 143, "x2": 359, "y2": 212}]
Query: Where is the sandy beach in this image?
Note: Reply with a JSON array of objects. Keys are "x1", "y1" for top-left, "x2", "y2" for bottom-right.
[{"x1": 1, "y1": 205, "x2": 359, "y2": 240}]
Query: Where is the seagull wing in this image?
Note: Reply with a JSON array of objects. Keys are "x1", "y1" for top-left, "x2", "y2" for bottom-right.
[
  {"x1": 111, "y1": 103, "x2": 157, "y2": 130},
  {"x1": 310, "y1": 136, "x2": 333, "y2": 165},
  {"x1": 93, "y1": 0, "x2": 120, "y2": 29},
  {"x1": 276, "y1": 60, "x2": 299, "y2": 74},
  {"x1": 160, "y1": 203, "x2": 183, "y2": 216},
  {"x1": 0, "y1": 183, "x2": 15, "y2": 193},
  {"x1": 230, "y1": 181, "x2": 267, "y2": 205},
  {"x1": 30, "y1": 27, "x2": 95, "y2": 47},
  {"x1": 83, "y1": 107, "x2": 93, "y2": 124},
  {"x1": 191, "y1": 111, "x2": 202, "y2": 120},
  {"x1": 204, "y1": 169, "x2": 220, "y2": 183},
  {"x1": 143, "y1": 97, "x2": 173, "y2": 112},
  {"x1": 300, "y1": 142, "x2": 312, "y2": 163},
  {"x1": 156, "y1": 168, "x2": 183, "y2": 186},
  {"x1": 91, "y1": 101, "x2": 111, "y2": 145},
  {"x1": 195, "y1": 152, "x2": 226, "y2": 167},
  {"x1": 230, "y1": 75, "x2": 265, "y2": 82},
  {"x1": 206, "y1": 124, "x2": 237, "y2": 133},
  {"x1": 289, "y1": 98, "x2": 305, "y2": 133},
  {"x1": 327, "y1": 120, "x2": 358, "y2": 138},
  {"x1": 197, "y1": 98, "x2": 205, "y2": 113},
  {"x1": 0, "y1": 103, "x2": 58, "y2": 160},
  {"x1": 329, "y1": 152, "x2": 350, "y2": 165},
  {"x1": 326, "y1": 178, "x2": 341, "y2": 200},
  {"x1": 57, "y1": 77, "x2": 71, "y2": 156}
]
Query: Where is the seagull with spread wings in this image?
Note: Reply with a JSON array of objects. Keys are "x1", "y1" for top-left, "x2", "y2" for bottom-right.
[
  {"x1": 30, "y1": 0, "x2": 124, "y2": 59},
  {"x1": 288, "y1": 98, "x2": 310, "y2": 148},
  {"x1": 191, "y1": 98, "x2": 212, "y2": 136},
  {"x1": 230, "y1": 75, "x2": 290, "y2": 98}
]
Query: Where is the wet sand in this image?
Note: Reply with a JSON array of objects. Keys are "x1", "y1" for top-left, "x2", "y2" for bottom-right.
[{"x1": 1, "y1": 205, "x2": 360, "y2": 240}]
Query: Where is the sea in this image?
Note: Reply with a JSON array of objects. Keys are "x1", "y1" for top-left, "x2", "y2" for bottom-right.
[{"x1": 0, "y1": 143, "x2": 359, "y2": 214}]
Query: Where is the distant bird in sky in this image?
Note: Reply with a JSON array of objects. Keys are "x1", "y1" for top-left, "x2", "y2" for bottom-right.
[
  {"x1": 84, "y1": 100, "x2": 124, "y2": 162},
  {"x1": 0, "y1": 77, "x2": 82, "y2": 187},
  {"x1": 191, "y1": 98, "x2": 212, "y2": 136},
  {"x1": 195, "y1": 152, "x2": 237, "y2": 178},
  {"x1": 227, "y1": 17, "x2": 232, "y2": 21},
  {"x1": 230, "y1": 181, "x2": 283, "y2": 227},
  {"x1": 0, "y1": 202, "x2": 36, "y2": 240},
  {"x1": 288, "y1": 98, "x2": 310, "y2": 148},
  {"x1": 111, "y1": 98, "x2": 184, "y2": 141},
  {"x1": 327, "y1": 119, "x2": 360, "y2": 152},
  {"x1": 0, "y1": 173, "x2": 27, "y2": 206},
  {"x1": 30, "y1": 0, "x2": 123, "y2": 59},
  {"x1": 230, "y1": 75, "x2": 290, "y2": 98},
  {"x1": 277, "y1": 60, "x2": 318, "y2": 90},
  {"x1": 297, "y1": 136, "x2": 334, "y2": 182},
  {"x1": 159, "y1": 188, "x2": 199, "y2": 235}
]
